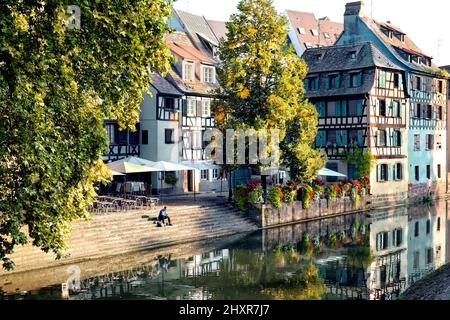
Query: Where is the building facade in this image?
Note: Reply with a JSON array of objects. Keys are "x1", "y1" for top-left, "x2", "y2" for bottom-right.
[
  {"x1": 333, "y1": 1, "x2": 448, "y2": 200},
  {"x1": 303, "y1": 42, "x2": 409, "y2": 202}
]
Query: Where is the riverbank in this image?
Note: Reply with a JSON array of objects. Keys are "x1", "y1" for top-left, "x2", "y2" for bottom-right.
[
  {"x1": 401, "y1": 264, "x2": 450, "y2": 300},
  {"x1": 0, "y1": 197, "x2": 258, "y2": 275}
]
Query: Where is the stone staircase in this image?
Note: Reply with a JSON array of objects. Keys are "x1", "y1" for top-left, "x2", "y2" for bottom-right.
[{"x1": 2, "y1": 197, "x2": 259, "y2": 274}]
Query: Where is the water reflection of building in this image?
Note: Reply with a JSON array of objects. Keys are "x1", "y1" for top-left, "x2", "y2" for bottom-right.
[
  {"x1": 183, "y1": 250, "x2": 229, "y2": 277},
  {"x1": 366, "y1": 207, "x2": 408, "y2": 299},
  {"x1": 407, "y1": 202, "x2": 447, "y2": 286}
]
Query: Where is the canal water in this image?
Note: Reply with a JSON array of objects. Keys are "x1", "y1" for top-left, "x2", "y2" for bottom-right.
[{"x1": 1, "y1": 201, "x2": 449, "y2": 300}]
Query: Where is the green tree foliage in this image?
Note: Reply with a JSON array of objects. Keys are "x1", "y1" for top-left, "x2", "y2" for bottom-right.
[
  {"x1": 215, "y1": 0, "x2": 325, "y2": 181},
  {"x1": 344, "y1": 149, "x2": 376, "y2": 178},
  {"x1": 0, "y1": 0, "x2": 173, "y2": 269}
]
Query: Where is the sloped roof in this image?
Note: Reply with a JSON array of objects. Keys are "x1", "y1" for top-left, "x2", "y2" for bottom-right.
[
  {"x1": 286, "y1": 10, "x2": 343, "y2": 49},
  {"x1": 303, "y1": 42, "x2": 403, "y2": 98},
  {"x1": 206, "y1": 19, "x2": 228, "y2": 40},
  {"x1": 303, "y1": 42, "x2": 403, "y2": 73},
  {"x1": 150, "y1": 73, "x2": 183, "y2": 96},
  {"x1": 361, "y1": 17, "x2": 442, "y2": 74},
  {"x1": 174, "y1": 9, "x2": 219, "y2": 58},
  {"x1": 169, "y1": 42, "x2": 215, "y2": 65}
]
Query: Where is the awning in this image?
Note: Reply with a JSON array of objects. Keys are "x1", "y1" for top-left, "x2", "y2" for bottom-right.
[
  {"x1": 109, "y1": 170, "x2": 125, "y2": 176},
  {"x1": 107, "y1": 157, "x2": 159, "y2": 174},
  {"x1": 147, "y1": 161, "x2": 198, "y2": 172},
  {"x1": 317, "y1": 168, "x2": 347, "y2": 178},
  {"x1": 181, "y1": 161, "x2": 220, "y2": 170}
]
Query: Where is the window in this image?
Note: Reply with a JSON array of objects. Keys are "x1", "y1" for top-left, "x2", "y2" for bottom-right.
[
  {"x1": 350, "y1": 51, "x2": 357, "y2": 59},
  {"x1": 327, "y1": 74, "x2": 339, "y2": 89},
  {"x1": 426, "y1": 105, "x2": 432, "y2": 119},
  {"x1": 315, "y1": 101, "x2": 326, "y2": 117},
  {"x1": 326, "y1": 163, "x2": 338, "y2": 182},
  {"x1": 427, "y1": 248, "x2": 433, "y2": 265},
  {"x1": 414, "y1": 221, "x2": 419, "y2": 237},
  {"x1": 413, "y1": 251, "x2": 420, "y2": 270},
  {"x1": 349, "y1": 130, "x2": 364, "y2": 147},
  {"x1": 350, "y1": 72, "x2": 362, "y2": 87},
  {"x1": 392, "y1": 130, "x2": 401, "y2": 147},
  {"x1": 394, "y1": 73, "x2": 400, "y2": 88},
  {"x1": 414, "y1": 134, "x2": 420, "y2": 151},
  {"x1": 437, "y1": 106, "x2": 443, "y2": 120},
  {"x1": 324, "y1": 32, "x2": 330, "y2": 39},
  {"x1": 304, "y1": 42, "x2": 313, "y2": 49},
  {"x1": 416, "y1": 76, "x2": 422, "y2": 91},
  {"x1": 201, "y1": 169, "x2": 209, "y2": 180},
  {"x1": 326, "y1": 130, "x2": 337, "y2": 145},
  {"x1": 142, "y1": 130, "x2": 149, "y2": 145},
  {"x1": 327, "y1": 101, "x2": 337, "y2": 117},
  {"x1": 311, "y1": 29, "x2": 319, "y2": 36},
  {"x1": 437, "y1": 217, "x2": 441, "y2": 231},
  {"x1": 394, "y1": 163, "x2": 403, "y2": 180},
  {"x1": 106, "y1": 124, "x2": 116, "y2": 144},
  {"x1": 376, "y1": 232, "x2": 389, "y2": 251},
  {"x1": 164, "y1": 97, "x2": 176, "y2": 110},
  {"x1": 348, "y1": 100, "x2": 363, "y2": 116},
  {"x1": 306, "y1": 77, "x2": 319, "y2": 90},
  {"x1": 183, "y1": 61, "x2": 195, "y2": 81},
  {"x1": 379, "y1": 70, "x2": 386, "y2": 88},
  {"x1": 438, "y1": 164, "x2": 442, "y2": 179},
  {"x1": 427, "y1": 165, "x2": 431, "y2": 180},
  {"x1": 187, "y1": 99, "x2": 196, "y2": 116},
  {"x1": 415, "y1": 166, "x2": 420, "y2": 181},
  {"x1": 426, "y1": 134, "x2": 434, "y2": 150},
  {"x1": 377, "y1": 130, "x2": 387, "y2": 147},
  {"x1": 201, "y1": 65, "x2": 215, "y2": 83},
  {"x1": 379, "y1": 100, "x2": 386, "y2": 116},
  {"x1": 348, "y1": 164, "x2": 357, "y2": 180},
  {"x1": 426, "y1": 220, "x2": 431, "y2": 234},
  {"x1": 202, "y1": 100, "x2": 211, "y2": 117},
  {"x1": 393, "y1": 229, "x2": 403, "y2": 247},
  {"x1": 438, "y1": 80, "x2": 444, "y2": 94},
  {"x1": 165, "y1": 129, "x2": 175, "y2": 144},
  {"x1": 414, "y1": 103, "x2": 421, "y2": 118},
  {"x1": 298, "y1": 27, "x2": 306, "y2": 35},
  {"x1": 392, "y1": 100, "x2": 401, "y2": 117},
  {"x1": 212, "y1": 169, "x2": 219, "y2": 179},
  {"x1": 378, "y1": 164, "x2": 388, "y2": 182}
]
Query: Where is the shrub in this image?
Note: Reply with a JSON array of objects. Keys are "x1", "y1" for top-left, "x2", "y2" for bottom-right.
[
  {"x1": 234, "y1": 184, "x2": 248, "y2": 212},
  {"x1": 268, "y1": 185, "x2": 283, "y2": 208},
  {"x1": 300, "y1": 184, "x2": 314, "y2": 209},
  {"x1": 282, "y1": 181, "x2": 298, "y2": 204},
  {"x1": 164, "y1": 174, "x2": 178, "y2": 187},
  {"x1": 327, "y1": 184, "x2": 338, "y2": 200},
  {"x1": 248, "y1": 184, "x2": 263, "y2": 206}
]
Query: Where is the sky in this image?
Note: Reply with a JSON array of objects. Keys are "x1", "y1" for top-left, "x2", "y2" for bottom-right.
[{"x1": 173, "y1": 0, "x2": 450, "y2": 66}]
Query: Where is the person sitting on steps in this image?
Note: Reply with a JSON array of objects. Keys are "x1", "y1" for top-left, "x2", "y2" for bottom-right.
[{"x1": 158, "y1": 206, "x2": 172, "y2": 226}]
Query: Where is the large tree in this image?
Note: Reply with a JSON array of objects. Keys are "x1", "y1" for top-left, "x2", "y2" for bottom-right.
[
  {"x1": 0, "y1": 0, "x2": 173, "y2": 269},
  {"x1": 215, "y1": 0, "x2": 325, "y2": 184}
]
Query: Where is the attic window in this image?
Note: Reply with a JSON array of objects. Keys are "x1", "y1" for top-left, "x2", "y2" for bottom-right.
[
  {"x1": 315, "y1": 53, "x2": 324, "y2": 61},
  {"x1": 304, "y1": 42, "x2": 313, "y2": 49},
  {"x1": 298, "y1": 27, "x2": 306, "y2": 35},
  {"x1": 324, "y1": 32, "x2": 330, "y2": 39},
  {"x1": 350, "y1": 51, "x2": 357, "y2": 59},
  {"x1": 311, "y1": 29, "x2": 319, "y2": 36}
]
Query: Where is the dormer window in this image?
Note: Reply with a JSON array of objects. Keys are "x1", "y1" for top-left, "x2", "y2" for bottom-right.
[
  {"x1": 183, "y1": 61, "x2": 195, "y2": 81},
  {"x1": 324, "y1": 32, "x2": 330, "y2": 39},
  {"x1": 350, "y1": 51, "x2": 357, "y2": 59},
  {"x1": 298, "y1": 27, "x2": 306, "y2": 35},
  {"x1": 311, "y1": 29, "x2": 319, "y2": 36},
  {"x1": 201, "y1": 65, "x2": 216, "y2": 84},
  {"x1": 304, "y1": 42, "x2": 313, "y2": 49},
  {"x1": 315, "y1": 53, "x2": 324, "y2": 61}
]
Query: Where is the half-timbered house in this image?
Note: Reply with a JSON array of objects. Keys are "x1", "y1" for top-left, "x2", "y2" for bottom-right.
[
  {"x1": 335, "y1": 1, "x2": 448, "y2": 200},
  {"x1": 102, "y1": 121, "x2": 140, "y2": 163},
  {"x1": 303, "y1": 42, "x2": 409, "y2": 202}
]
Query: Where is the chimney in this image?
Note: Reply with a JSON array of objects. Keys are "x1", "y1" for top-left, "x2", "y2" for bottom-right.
[{"x1": 344, "y1": 1, "x2": 365, "y2": 17}]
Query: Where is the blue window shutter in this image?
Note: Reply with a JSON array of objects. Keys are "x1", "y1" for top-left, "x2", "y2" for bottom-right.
[
  {"x1": 335, "y1": 101, "x2": 342, "y2": 117},
  {"x1": 357, "y1": 73, "x2": 362, "y2": 87},
  {"x1": 357, "y1": 100, "x2": 364, "y2": 116},
  {"x1": 317, "y1": 102, "x2": 325, "y2": 117},
  {"x1": 376, "y1": 165, "x2": 380, "y2": 182},
  {"x1": 325, "y1": 77, "x2": 330, "y2": 90},
  {"x1": 305, "y1": 78, "x2": 310, "y2": 90},
  {"x1": 336, "y1": 131, "x2": 342, "y2": 146},
  {"x1": 315, "y1": 78, "x2": 319, "y2": 90},
  {"x1": 336, "y1": 75, "x2": 341, "y2": 88},
  {"x1": 321, "y1": 131, "x2": 326, "y2": 146},
  {"x1": 393, "y1": 164, "x2": 397, "y2": 180},
  {"x1": 345, "y1": 74, "x2": 351, "y2": 88},
  {"x1": 341, "y1": 130, "x2": 348, "y2": 146},
  {"x1": 358, "y1": 130, "x2": 364, "y2": 146},
  {"x1": 341, "y1": 100, "x2": 347, "y2": 116}
]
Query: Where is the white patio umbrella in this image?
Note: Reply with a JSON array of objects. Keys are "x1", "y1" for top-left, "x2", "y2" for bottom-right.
[
  {"x1": 147, "y1": 161, "x2": 198, "y2": 202},
  {"x1": 317, "y1": 167, "x2": 347, "y2": 178},
  {"x1": 109, "y1": 170, "x2": 125, "y2": 176},
  {"x1": 107, "y1": 161, "x2": 159, "y2": 174}
]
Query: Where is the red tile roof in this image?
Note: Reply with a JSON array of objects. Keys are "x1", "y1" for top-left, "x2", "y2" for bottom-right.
[
  {"x1": 286, "y1": 10, "x2": 343, "y2": 49},
  {"x1": 166, "y1": 32, "x2": 215, "y2": 65}
]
